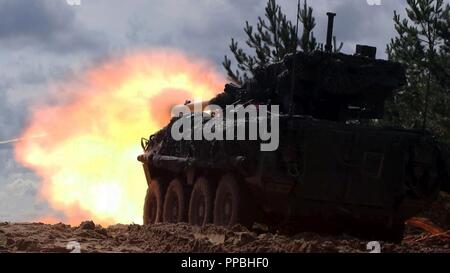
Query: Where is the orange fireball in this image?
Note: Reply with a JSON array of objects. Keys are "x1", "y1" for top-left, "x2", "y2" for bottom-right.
[{"x1": 14, "y1": 50, "x2": 225, "y2": 225}]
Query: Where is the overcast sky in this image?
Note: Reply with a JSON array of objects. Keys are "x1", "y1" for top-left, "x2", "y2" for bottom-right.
[{"x1": 0, "y1": 0, "x2": 439, "y2": 222}]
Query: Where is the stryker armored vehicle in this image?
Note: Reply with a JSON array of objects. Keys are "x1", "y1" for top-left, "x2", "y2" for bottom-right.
[{"x1": 138, "y1": 13, "x2": 449, "y2": 241}]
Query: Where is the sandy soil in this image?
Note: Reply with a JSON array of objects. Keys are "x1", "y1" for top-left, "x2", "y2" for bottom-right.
[
  {"x1": 0, "y1": 221, "x2": 448, "y2": 253},
  {"x1": 1, "y1": 194, "x2": 449, "y2": 253}
]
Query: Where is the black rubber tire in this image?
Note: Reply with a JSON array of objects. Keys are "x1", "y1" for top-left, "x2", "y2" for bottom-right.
[
  {"x1": 143, "y1": 180, "x2": 163, "y2": 225},
  {"x1": 188, "y1": 177, "x2": 214, "y2": 226},
  {"x1": 163, "y1": 179, "x2": 187, "y2": 223},
  {"x1": 213, "y1": 174, "x2": 253, "y2": 227}
]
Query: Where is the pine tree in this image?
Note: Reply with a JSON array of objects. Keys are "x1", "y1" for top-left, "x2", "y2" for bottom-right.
[
  {"x1": 386, "y1": 0, "x2": 450, "y2": 144},
  {"x1": 222, "y1": 0, "x2": 342, "y2": 85},
  {"x1": 434, "y1": 3, "x2": 450, "y2": 88}
]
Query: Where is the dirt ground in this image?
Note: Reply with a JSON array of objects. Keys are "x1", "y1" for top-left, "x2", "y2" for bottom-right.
[{"x1": 1, "y1": 194, "x2": 449, "y2": 253}]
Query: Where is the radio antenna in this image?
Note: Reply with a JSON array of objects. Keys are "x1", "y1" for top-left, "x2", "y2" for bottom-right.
[{"x1": 288, "y1": 0, "x2": 301, "y2": 116}]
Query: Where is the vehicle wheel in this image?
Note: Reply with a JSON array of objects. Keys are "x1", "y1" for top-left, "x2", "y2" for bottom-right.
[
  {"x1": 143, "y1": 179, "x2": 163, "y2": 225},
  {"x1": 213, "y1": 174, "x2": 253, "y2": 227},
  {"x1": 189, "y1": 177, "x2": 214, "y2": 226},
  {"x1": 163, "y1": 178, "x2": 188, "y2": 223}
]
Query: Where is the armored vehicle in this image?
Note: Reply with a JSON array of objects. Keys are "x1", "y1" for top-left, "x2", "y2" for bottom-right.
[{"x1": 138, "y1": 13, "x2": 449, "y2": 241}]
